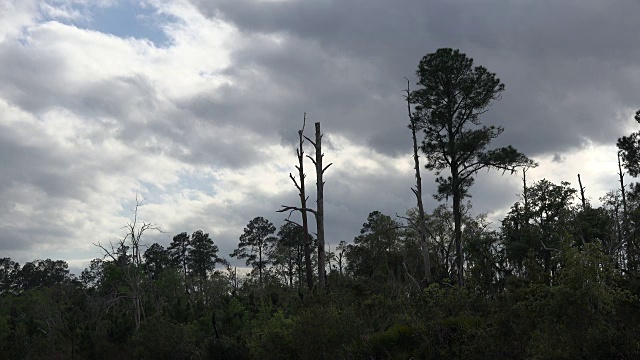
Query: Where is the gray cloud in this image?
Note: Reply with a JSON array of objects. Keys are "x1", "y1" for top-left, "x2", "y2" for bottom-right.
[{"x1": 189, "y1": 0, "x2": 640, "y2": 157}]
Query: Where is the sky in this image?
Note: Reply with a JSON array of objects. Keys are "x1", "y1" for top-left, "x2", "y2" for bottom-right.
[{"x1": 1, "y1": 0, "x2": 639, "y2": 274}]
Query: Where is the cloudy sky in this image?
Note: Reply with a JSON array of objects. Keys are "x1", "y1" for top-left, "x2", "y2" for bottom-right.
[{"x1": 1, "y1": 0, "x2": 639, "y2": 273}]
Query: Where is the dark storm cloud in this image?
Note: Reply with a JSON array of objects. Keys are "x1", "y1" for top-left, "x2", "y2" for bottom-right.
[
  {"x1": 212, "y1": 32, "x2": 403, "y2": 149},
  {"x1": 189, "y1": 0, "x2": 640, "y2": 157}
]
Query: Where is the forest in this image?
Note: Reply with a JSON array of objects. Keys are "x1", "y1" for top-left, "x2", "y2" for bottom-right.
[{"x1": 2, "y1": 48, "x2": 640, "y2": 359}]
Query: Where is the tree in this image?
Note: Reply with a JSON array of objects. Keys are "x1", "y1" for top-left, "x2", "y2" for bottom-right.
[
  {"x1": 287, "y1": 114, "x2": 314, "y2": 289},
  {"x1": 616, "y1": 110, "x2": 640, "y2": 177},
  {"x1": 616, "y1": 109, "x2": 640, "y2": 269},
  {"x1": 306, "y1": 122, "x2": 332, "y2": 288},
  {"x1": 600, "y1": 189, "x2": 632, "y2": 265},
  {"x1": 232, "y1": 217, "x2": 276, "y2": 285},
  {"x1": 410, "y1": 48, "x2": 533, "y2": 285},
  {"x1": 80, "y1": 258, "x2": 105, "y2": 289},
  {"x1": 346, "y1": 211, "x2": 404, "y2": 282},
  {"x1": 272, "y1": 222, "x2": 309, "y2": 288},
  {"x1": 143, "y1": 243, "x2": 170, "y2": 280},
  {"x1": 502, "y1": 179, "x2": 576, "y2": 279},
  {"x1": 16, "y1": 259, "x2": 71, "y2": 291},
  {"x1": 93, "y1": 198, "x2": 161, "y2": 331},
  {"x1": 168, "y1": 232, "x2": 191, "y2": 276},
  {"x1": 423, "y1": 203, "x2": 464, "y2": 281},
  {"x1": 335, "y1": 240, "x2": 348, "y2": 275},
  {"x1": 405, "y1": 79, "x2": 432, "y2": 284},
  {"x1": 279, "y1": 118, "x2": 332, "y2": 288},
  {"x1": 0, "y1": 258, "x2": 20, "y2": 294},
  {"x1": 187, "y1": 230, "x2": 223, "y2": 278}
]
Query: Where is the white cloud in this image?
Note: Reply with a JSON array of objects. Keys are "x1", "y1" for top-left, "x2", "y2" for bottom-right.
[{"x1": 0, "y1": 0, "x2": 39, "y2": 42}]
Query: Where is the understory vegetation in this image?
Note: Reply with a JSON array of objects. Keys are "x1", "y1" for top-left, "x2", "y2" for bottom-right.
[{"x1": 2, "y1": 191, "x2": 640, "y2": 359}]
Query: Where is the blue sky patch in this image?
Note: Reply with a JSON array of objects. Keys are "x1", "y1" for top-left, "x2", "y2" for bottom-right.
[{"x1": 43, "y1": 1, "x2": 176, "y2": 47}]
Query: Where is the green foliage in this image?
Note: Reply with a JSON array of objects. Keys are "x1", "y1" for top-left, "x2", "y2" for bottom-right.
[
  {"x1": 132, "y1": 317, "x2": 199, "y2": 359},
  {"x1": 232, "y1": 217, "x2": 277, "y2": 284},
  {"x1": 410, "y1": 48, "x2": 532, "y2": 286},
  {"x1": 143, "y1": 243, "x2": 170, "y2": 279},
  {"x1": 502, "y1": 179, "x2": 577, "y2": 276},
  {"x1": 348, "y1": 324, "x2": 420, "y2": 360},
  {"x1": 411, "y1": 48, "x2": 532, "y2": 200},
  {"x1": 346, "y1": 211, "x2": 405, "y2": 282},
  {"x1": 293, "y1": 302, "x2": 360, "y2": 360},
  {"x1": 248, "y1": 310, "x2": 296, "y2": 359},
  {"x1": 188, "y1": 230, "x2": 224, "y2": 278},
  {"x1": 0, "y1": 258, "x2": 20, "y2": 294},
  {"x1": 168, "y1": 232, "x2": 191, "y2": 274},
  {"x1": 16, "y1": 259, "x2": 72, "y2": 291},
  {"x1": 3, "y1": 205, "x2": 640, "y2": 359},
  {"x1": 617, "y1": 109, "x2": 640, "y2": 177},
  {"x1": 271, "y1": 222, "x2": 310, "y2": 288}
]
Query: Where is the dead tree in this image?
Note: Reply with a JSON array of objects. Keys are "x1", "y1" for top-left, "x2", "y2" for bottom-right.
[
  {"x1": 577, "y1": 174, "x2": 587, "y2": 211},
  {"x1": 522, "y1": 166, "x2": 529, "y2": 213},
  {"x1": 293, "y1": 115, "x2": 315, "y2": 289},
  {"x1": 279, "y1": 120, "x2": 332, "y2": 288},
  {"x1": 94, "y1": 195, "x2": 162, "y2": 331},
  {"x1": 298, "y1": 117, "x2": 314, "y2": 289},
  {"x1": 405, "y1": 78, "x2": 432, "y2": 284},
  {"x1": 305, "y1": 122, "x2": 332, "y2": 288},
  {"x1": 278, "y1": 114, "x2": 314, "y2": 289}
]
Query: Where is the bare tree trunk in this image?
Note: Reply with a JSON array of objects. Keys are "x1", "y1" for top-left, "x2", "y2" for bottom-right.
[
  {"x1": 281, "y1": 119, "x2": 331, "y2": 288},
  {"x1": 618, "y1": 152, "x2": 632, "y2": 270},
  {"x1": 453, "y1": 178, "x2": 463, "y2": 286},
  {"x1": 405, "y1": 79, "x2": 432, "y2": 284},
  {"x1": 94, "y1": 196, "x2": 161, "y2": 331},
  {"x1": 282, "y1": 115, "x2": 314, "y2": 289},
  {"x1": 310, "y1": 122, "x2": 330, "y2": 288},
  {"x1": 619, "y1": 152, "x2": 629, "y2": 218},
  {"x1": 128, "y1": 197, "x2": 144, "y2": 331},
  {"x1": 578, "y1": 174, "x2": 587, "y2": 211},
  {"x1": 523, "y1": 167, "x2": 529, "y2": 213},
  {"x1": 297, "y1": 116, "x2": 314, "y2": 289},
  {"x1": 258, "y1": 244, "x2": 263, "y2": 285}
]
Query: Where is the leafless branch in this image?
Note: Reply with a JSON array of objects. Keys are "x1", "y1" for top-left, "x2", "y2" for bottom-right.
[
  {"x1": 403, "y1": 261, "x2": 421, "y2": 289},
  {"x1": 540, "y1": 239, "x2": 562, "y2": 253},
  {"x1": 303, "y1": 135, "x2": 316, "y2": 147},
  {"x1": 278, "y1": 205, "x2": 317, "y2": 216},
  {"x1": 289, "y1": 173, "x2": 302, "y2": 192},
  {"x1": 284, "y1": 218, "x2": 303, "y2": 228},
  {"x1": 93, "y1": 241, "x2": 118, "y2": 262},
  {"x1": 306, "y1": 154, "x2": 317, "y2": 165}
]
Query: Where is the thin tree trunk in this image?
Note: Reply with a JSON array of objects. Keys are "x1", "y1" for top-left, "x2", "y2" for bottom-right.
[
  {"x1": 523, "y1": 167, "x2": 529, "y2": 213},
  {"x1": 289, "y1": 255, "x2": 293, "y2": 288},
  {"x1": 406, "y1": 79, "x2": 432, "y2": 284},
  {"x1": 453, "y1": 181, "x2": 463, "y2": 286},
  {"x1": 259, "y1": 244, "x2": 263, "y2": 285},
  {"x1": 284, "y1": 119, "x2": 331, "y2": 288},
  {"x1": 297, "y1": 116, "x2": 314, "y2": 290},
  {"x1": 618, "y1": 152, "x2": 632, "y2": 270},
  {"x1": 578, "y1": 174, "x2": 587, "y2": 211},
  {"x1": 314, "y1": 122, "x2": 327, "y2": 288}
]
